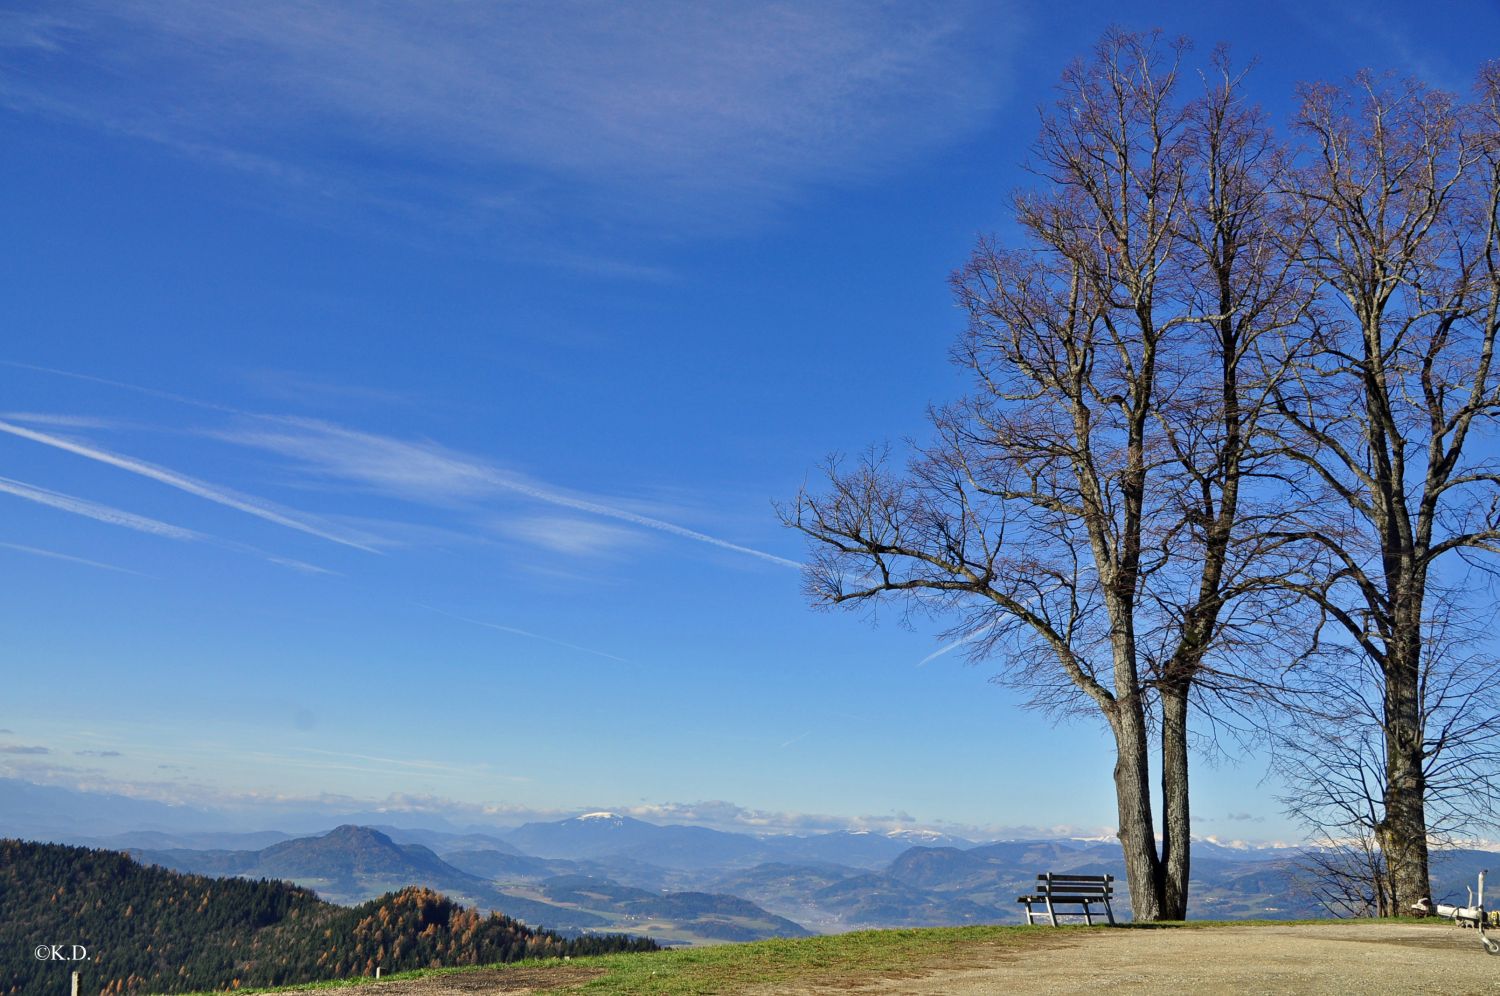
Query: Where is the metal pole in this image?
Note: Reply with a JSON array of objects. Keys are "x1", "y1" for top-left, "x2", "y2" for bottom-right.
[{"x1": 71, "y1": 971, "x2": 79, "y2": 996}]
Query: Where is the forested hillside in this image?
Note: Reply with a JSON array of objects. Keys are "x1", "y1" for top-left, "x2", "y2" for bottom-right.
[{"x1": 0, "y1": 839, "x2": 654, "y2": 995}]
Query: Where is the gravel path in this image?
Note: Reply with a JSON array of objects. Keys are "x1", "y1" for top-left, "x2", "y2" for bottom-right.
[{"x1": 837, "y1": 923, "x2": 1500, "y2": 995}]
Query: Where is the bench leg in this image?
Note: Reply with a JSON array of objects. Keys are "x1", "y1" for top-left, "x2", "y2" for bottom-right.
[
  {"x1": 1044, "y1": 893, "x2": 1057, "y2": 927},
  {"x1": 1103, "y1": 898, "x2": 1115, "y2": 926},
  {"x1": 1083, "y1": 901, "x2": 1094, "y2": 926}
]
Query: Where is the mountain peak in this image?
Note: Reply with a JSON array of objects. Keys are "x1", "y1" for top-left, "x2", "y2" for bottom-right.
[
  {"x1": 324, "y1": 824, "x2": 395, "y2": 843},
  {"x1": 576, "y1": 812, "x2": 622, "y2": 822}
]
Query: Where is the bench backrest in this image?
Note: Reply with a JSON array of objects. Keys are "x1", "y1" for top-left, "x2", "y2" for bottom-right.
[{"x1": 1037, "y1": 873, "x2": 1113, "y2": 896}]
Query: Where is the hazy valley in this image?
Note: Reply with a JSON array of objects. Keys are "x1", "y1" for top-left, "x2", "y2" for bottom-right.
[{"x1": 12, "y1": 778, "x2": 1500, "y2": 943}]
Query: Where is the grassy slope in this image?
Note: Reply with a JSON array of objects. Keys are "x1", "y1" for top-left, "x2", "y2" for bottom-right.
[{"x1": 180, "y1": 919, "x2": 1443, "y2": 996}]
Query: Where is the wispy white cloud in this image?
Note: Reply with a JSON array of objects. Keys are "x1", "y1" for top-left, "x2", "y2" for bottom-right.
[
  {"x1": 495, "y1": 515, "x2": 646, "y2": 558},
  {"x1": 286, "y1": 746, "x2": 523, "y2": 781},
  {"x1": 231, "y1": 747, "x2": 510, "y2": 784},
  {"x1": 608, "y1": 798, "x2": 1104, "y2": 841},
  {"x1": 315, "y1": 514, "x2": 488, "y2": 554},
  {"x1": 420, "y1": 604, "x2": 628, "y2": 664},
  {"x1": 0, "y1": 412, "x2": 135, "y2": 431},
  {"x1": 0, "y1": 475, "x2": 202, "y2": 540},
  {"x1": 1286, "y1": 1, "x2": 1476, "y2": 91},
  {"x1": 260, "y1": 554, "x2": 340, "y2": 577},
  {"x1": 1, "y1": 1, "x2": 1018, "y2": 238},
  {"x1": 0, "y1": 539, "x2": 149, "y2": 576},
  {"x1": 1, "y1": 366, "x2": 796, "y2": 568},
  {"x1": 220, "y1": 416, "x2": 802, "y2": 568},
  {"x1": 0, "y1": 418, "x2": 381, "y2": 552},
  {"x1": 239, "y1": 369, "x2": 417, "y2": 411}
]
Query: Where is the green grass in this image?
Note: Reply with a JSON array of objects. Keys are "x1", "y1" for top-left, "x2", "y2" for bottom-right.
[
  {"x1": 173, "y1": 924, "x2": 1066, "y2": 995},
  {"x1": 566, "y1": 924, "x2": 1068, "y2": 995},
  {"x1": 171, "y1": 963, "x2": 558, "y2": 995},
  {"x1": 175, "y1": 917, "x2": 1455, "y2": 996}
]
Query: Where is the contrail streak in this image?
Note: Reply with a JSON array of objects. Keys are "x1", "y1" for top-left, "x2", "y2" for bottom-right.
[
  {"x1": 3, "y1": 362, "x2": 800, "y2": 569},
  {"x1": 0, "y1": 360, "x2": 246, "y2": 415},
  {"x1": 0, "y1": 419, "x2": 380, "y2": 553},
  {"x1": 420, "y1": 604, "x2": 629, "y2": 663},
  {"x1": 917, "y1": 621, "x2": 999, "y2": 667},
  {"x1": 0, "y1": 540, "x2": 150, "y2": 577},
  {"x1": 0, "y1": 476, "x2": 203, "y2": 540},
  {"x1": 0, "y1": 477, "x2": 336, "y2": 575}
]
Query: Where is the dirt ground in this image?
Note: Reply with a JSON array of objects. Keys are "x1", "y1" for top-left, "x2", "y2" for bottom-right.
[
  {"x1": 835, "y1": 923, "x2": 1500, "y2": 996},
  {"x1": 269, "y1": 923, "x2": 1500, "y2": 995}
]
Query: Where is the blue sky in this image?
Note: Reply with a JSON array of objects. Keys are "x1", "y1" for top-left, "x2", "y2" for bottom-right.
[{"x1": 1, "y1": 0, "x2": 1496, "y2": 844}]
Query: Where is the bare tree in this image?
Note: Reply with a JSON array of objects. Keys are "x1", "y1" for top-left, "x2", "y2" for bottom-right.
[
  {"x1": 1268, "y1": 63, "x2": 1500, "y2": 911},
  {"x1": 1293, "y1": 836, "x2": 1391, "y2": 919},
  {"x1": 1274, "y1": 589, "x2": 1500, "y2": 915},
  {"x1": 782, "y1": 33, "x2": 1307, "y2": 921}
]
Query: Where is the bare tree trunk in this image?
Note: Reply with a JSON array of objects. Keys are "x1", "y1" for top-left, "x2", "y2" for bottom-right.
[
  {"x1": 1380, "y1": 622, "x2": 1431, "y2": 909},
  {"x1": 1110, "y1": 699, "x2": 1165, "y2": 921},
  {"x1": 1159, "y1": 683, "x2": 1192, "y2": 920}
]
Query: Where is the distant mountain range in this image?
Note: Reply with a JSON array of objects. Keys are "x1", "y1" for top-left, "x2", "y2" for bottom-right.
[
  {"x1": 134, "y1": 824, "x2": 809, "y2": 945},
  {"x1": 504, "y1": 811, "x2": 969, "y2": 870},
  {"x1": 11, "y1": 779, "x2": 1500, "y2": 937},
  {"x1": 120, "y1": 816, "x2": 1438, "y2": 932}
]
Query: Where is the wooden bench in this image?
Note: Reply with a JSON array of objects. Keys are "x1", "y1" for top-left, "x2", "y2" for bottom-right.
[{"x1": 1017, "y1": 873, "x2": 1116, "y2": 926}]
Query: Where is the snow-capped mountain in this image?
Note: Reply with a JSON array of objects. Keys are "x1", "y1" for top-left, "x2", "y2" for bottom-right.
[
  {"x1": 505, "y1": 812, "x2": 664, "y2": 858},
  {"x1": 501, "y1": 814, "x2": 970, "y2": 870},
  {"x1": 884, "y1": 828, "x2": 976, "y2": 848}
]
